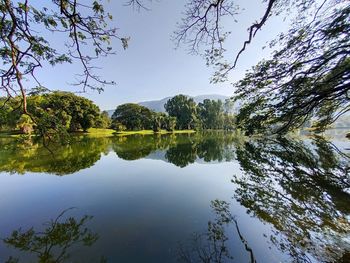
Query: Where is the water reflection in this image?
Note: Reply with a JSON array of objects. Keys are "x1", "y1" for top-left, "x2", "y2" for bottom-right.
[
  {"x1": 178, "y1": 200, "x2": 256, "y2": 263},
  {"x1": 0, "y1": 132, "x2": 349, "y2": 262},
  {"x1": 2, "y1": 208, "x2": 105, "y2": 263},
  {"x1": 233, "y1": 136, "x2": 350, "y2": 262},
  {"x1": 0, "y1": 132, "x2": 241, "y2": 175},
  {"x1": 0, "y1": 137, "x2": 111, "y2": 175}
]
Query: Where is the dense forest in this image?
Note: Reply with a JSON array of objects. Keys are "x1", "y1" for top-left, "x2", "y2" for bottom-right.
[
  {"x1": 112, "y1": 94, "x2": 235, "y2": 132},
  {"x1": 0, "y1": 93, "x2": 235, "y2": 135}
]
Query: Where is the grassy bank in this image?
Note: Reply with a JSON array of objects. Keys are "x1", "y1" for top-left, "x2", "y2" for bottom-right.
[
  {"x1": 114, "y1": 129, "x2": 196, "y2": 136},
  {"x1": 0, "y1": 131, "x2": 23, "y2": 138},
  {"x1": 0, "y1": 128, "x2": 196, "y2": 138}
]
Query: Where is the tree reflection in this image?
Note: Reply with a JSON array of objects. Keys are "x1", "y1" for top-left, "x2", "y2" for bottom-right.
[
  {"x1": 2, "y1": 208, "x2": 106, "y2": 263},
  {"x1": 0, "y1": 132, "x2": 241, "y2": 175},
  {"x1": 112, "y1": 134, "x2": 176, "y2": 160},
  {"x1": 178, "y1": 200, "x2": 256, "y2": 263},
  {"x1": 0, "y1": 137, "x2": 111, "y2": 175},
  {"x1": 112, "y1": 132, "x2": 240, "y2": 167},
  {"x1": 233, "y1": 136, "x2": 350, "y2": 262}
]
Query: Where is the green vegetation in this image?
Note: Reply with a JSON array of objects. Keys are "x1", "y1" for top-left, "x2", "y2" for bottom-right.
[
  {"x1": 110, "y1": 95, "x2": 236, "y2": 134},
  {"x1": 115, "y1": 129, "x2": 195, "y2": 135},
  {"x1": 0, "y1": 132, "x2": 241, "y2": 174},
  {"x1": 111, "y1": 103, "x2": 179, "y2": 132},
  {"x1": 3, "y1": 208, "x2": 103, "y2": 263},
  {"x1": 0, "y1": 92, "x2": 111, "y2": 138},
  {"x1": 0, "y1": 0, "x2": 118, "y2": 116},
  {"x1": 164, "y1": 95, "x2": 198, "y2": 130},
  {"x1": 2, "y1": 1, "x2": 347, "y2": 136},
  {"x1": 233, "y1": 136, "x2": 350, "y2": 262},
  {"x1": 174, "y1": 0, "x2": 349, "y2": 135}
]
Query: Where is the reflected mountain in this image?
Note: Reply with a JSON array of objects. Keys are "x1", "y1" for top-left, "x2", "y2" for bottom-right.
[
  {"x1": 233, "y1": 136, "x2": 350, "y2": 262},
  {"x1": 2, "y1": 208, "x2": 105, "y2": 263}
]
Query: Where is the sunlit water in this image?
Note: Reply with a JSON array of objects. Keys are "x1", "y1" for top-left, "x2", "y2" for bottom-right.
[{"x1": 0, "y1": 131, "x2": 349, "y2": 262}]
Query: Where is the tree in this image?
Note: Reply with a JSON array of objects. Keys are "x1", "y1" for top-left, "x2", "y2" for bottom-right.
[
  {"x1": 165, "y1": 95, "x2": 198, "y2": 130},
  {"x1": 0, "y1": 92, "x2": 102, "y2": 135},
  {"x1": 0, "y1": 0, "x2": 128, "y2": 115},
  {"x1": 233, "y1": 2, "x2": 350, "y2": 134},
  {"x1": 164, "y1": 116, "x2": 177, "y2": 132},
  {"x1": 111, "y1": 103, "x2": 154, "y2": 130},
  {"x1": 40, "y1": 92, "x2": 100, "y2": 132},
  {"x1": 0, "y1": 97, "x2": 22, "y2": 131},
  {"x1": 174, "y1": 0, "x2": 350, "y2": 134},
  {"x1": 95, "y1": 111, "x2": 112, "y2": 129},
  {"x1": 16, "y1": 114, "x2": 34, "y2": 134},
  {"x1": 152, "y1": 112, "x2": 164, "y2": 132},
  {"x1": 198, "y1": 99, "x2": 224, "y2": 129}
]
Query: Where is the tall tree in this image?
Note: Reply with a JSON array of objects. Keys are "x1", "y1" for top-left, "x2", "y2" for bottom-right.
[
  {"x1": 111, "y1": 103, "x2": 154, "y2": 130},
  {"x1": 233, "y1": 2, "x2": 350, "y2": 134},
  {"x1": 175, "y1": 0, "x2": 349, "y2": 134},
  {"x1": 0, "y1": 0, "x2": 127, "y2": 114},
  {"x1": 198, "y1": 99, "x2": 224, "y2": 129},
  {"x1": 164, "y1": 95, "x2": 197, "y2": 130}
]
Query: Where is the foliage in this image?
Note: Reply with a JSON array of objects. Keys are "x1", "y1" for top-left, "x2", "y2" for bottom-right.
[
  {"x1": 112, "y1": 103, "x2": 154, "y2": 131},
  {"x1": 165, "y1": 95, "x2": 198, "y2": 130},
  {"x1": 41, "y1": 92, "x2": 101, "y2": 132},
  {"x1": 234, "y1": 2, "x2": 350, "y2": 135},
  {"x1": 94, "y1": 111, "x2": 112, "y2": 129},
  {"x1": 174, "y1": 0, "x2": 350, "y2": 134},
  {"x1": 164, "y1": 116, "x2": 177, "y2": 132},
  {"x1": 0, "y1": 92, "x2": 105, "y2": 137},
  {"x1": 0, "y1": 0, "x2": 125, "y2": 116},
  {"x1": 111, "y1": 103, "x2": 189, "y2": 132},
  {"x1": 15, "y1": 114, "x2": 34, "y2": 134},
  {"x1": 3, "y1": 208, "x2": 100, "y2": 263},
  {"x1": 198, "y1": 99, "x2": 224, "y2": 129},
  {"x1": 177, "y1": 199, "x2": 255, "y2": 263},
  {"x1": 233, "y1": 136, "x2": 350, "y2": 262}
]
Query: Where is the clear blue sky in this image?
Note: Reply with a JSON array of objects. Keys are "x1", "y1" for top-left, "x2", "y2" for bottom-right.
[{"x1": 31, "y1": 0, "x2": 288, "y2": 110}]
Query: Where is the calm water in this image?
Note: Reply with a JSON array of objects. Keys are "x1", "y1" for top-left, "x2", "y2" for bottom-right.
[{"x1": 0, "y1": 132, "x2": 349, "y2": 262}]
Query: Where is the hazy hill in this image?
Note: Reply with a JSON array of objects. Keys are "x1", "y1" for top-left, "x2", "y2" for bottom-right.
[{"x1": 107, "y1": 94, "x2": 230, "y2": 116}]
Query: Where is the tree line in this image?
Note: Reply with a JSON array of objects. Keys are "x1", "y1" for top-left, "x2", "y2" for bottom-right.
[
  {"x1": 1, "y1": 1, "x2": 348, "y2": 136},
  {"x1": 0, "y1": 93, "x2": 235, "y2": 135},
  {"x1": 111, "y1": 94, "x2": 236, "y2": 132},
  {"x1": 0, "y1": 92, "x2": 110, "y2": 136}
]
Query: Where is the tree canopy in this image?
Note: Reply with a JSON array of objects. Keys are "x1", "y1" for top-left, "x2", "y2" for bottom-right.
[
  {"x1": 234, "y1": 2, "x2": 350, "y2": 134},
  {"x1": 164, "y1": 95, "x2": 198, "y2": 130},
  {"x1": 112, "y1": 103, "x2": 154, "y2": 131},
  {"x1": 173, "y1": 0, "x2": 350, "y2": 134},
  {"x1": 198, "y1": 99, "x2": 224, "y2": 129},
  {"x1": 0, "y1": 0, "x2": 126, "y2": 115},
  {"x1": 0, "y1": 91, "x2": 108, "y2": 136},
  {"x1": 1, "y1": 0, "x2": 348, "y2": 135}
]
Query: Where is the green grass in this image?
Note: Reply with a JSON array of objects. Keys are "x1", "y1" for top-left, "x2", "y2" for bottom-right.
[
  {"x1": 86, "y1": 128, "x2": 116, "y2": 135},
  {"x1": 0, "y1": 128, "x2": 196, "y2": 138},
  {"x1": 0, "y1": 131, "x2": 24, "y2": 138},
  {"x1": 115, "y1": 129, "x2": 196, "y2": 136},
  {"x1": 80, "y1": 128, "x2": 116, "y2": 137}
]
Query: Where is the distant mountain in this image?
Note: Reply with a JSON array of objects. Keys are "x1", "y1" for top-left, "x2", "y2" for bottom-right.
[
  {"x1": 106, "y1": 94, "x2": 230, "y2": 116},
  {"x1": 139, "y1": 96, "x2": 172, "y2": 113}
]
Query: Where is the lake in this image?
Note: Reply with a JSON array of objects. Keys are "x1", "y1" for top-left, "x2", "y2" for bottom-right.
[{"x1": 0, "y1": 132, "x2": 349, "y2": 262}]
